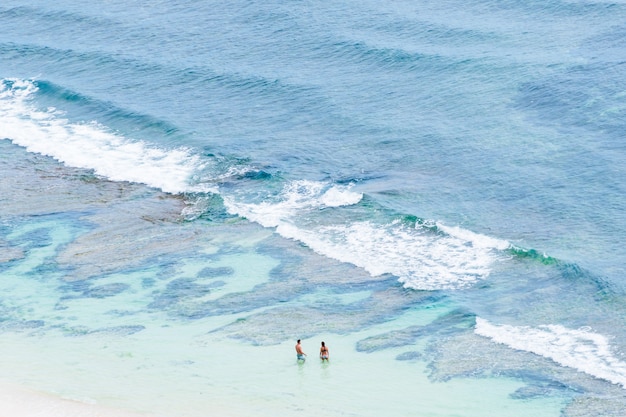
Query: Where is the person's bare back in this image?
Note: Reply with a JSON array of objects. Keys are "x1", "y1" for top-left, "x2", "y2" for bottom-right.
[
  {"x1": 295, "y1": 339, "x2": 306, "y2": 362},
  {"x1": 320, "y1": 341, "x2": 329, "y2": 361}
]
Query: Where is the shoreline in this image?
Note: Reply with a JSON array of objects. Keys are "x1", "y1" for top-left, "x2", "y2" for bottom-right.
[{"x1": 0, "y1": 381, "x2": 151, "y2": 417}]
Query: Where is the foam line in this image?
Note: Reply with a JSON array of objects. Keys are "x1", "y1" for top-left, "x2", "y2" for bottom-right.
[
  {"x1": 0, "y1": 79, "x2": 213, "y2": 194},
  {"x1": 3, "y1": 78, "x2": 510, "y2": 291},
  {"x1": 224, "y1": 180, "x2": 507, "y2": 290},
  {"x1": 475, "y1": 318, "x2": 626, "y2": 388},
  {"x1": 223, "y1": 179, "x2": 363, "y2": 228}
]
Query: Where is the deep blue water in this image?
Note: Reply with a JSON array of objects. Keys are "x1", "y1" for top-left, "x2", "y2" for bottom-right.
[{"x1": 1, "y1": 1, "x2": 626, "y2": 416}]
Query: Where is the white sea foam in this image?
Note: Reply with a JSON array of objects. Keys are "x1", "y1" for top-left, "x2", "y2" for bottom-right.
[
  {"x1": 303, "y1": 221, "x2": 503, "y2": 290},
  {"x1": 437, "y1": 224, "x2": 511, "y2": 251},
  {"x1": 2, "y1": 79, "x2": 508, "y2": 291},
  {"x1": 0, "y1": 79, "x2": 213, "y2": 194},
  {"x1": 475, "y1": 318, "x2": 626, "y2": 388},
  {"x1": 225, "y1": 181, "x2": 506, "y2": 290},
  {"x1": 223, "y1": 180, "x2": 363, "y2": 228},
  {"x1": 319, "y1": 185, "x2": 363, "y2": 207}
]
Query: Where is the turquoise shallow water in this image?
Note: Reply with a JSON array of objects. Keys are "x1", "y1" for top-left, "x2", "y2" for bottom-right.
[
  {"x1": 0, "y1": 158, "x2": 572, "y2": 416},
  {"x1": 1, "y1": 1, "x2": 626, "y2": 416}
]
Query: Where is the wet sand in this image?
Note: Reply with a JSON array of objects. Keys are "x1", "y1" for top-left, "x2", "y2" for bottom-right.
[{"x1": 0, "y1": 382, "x2": 150, "y2": 417}]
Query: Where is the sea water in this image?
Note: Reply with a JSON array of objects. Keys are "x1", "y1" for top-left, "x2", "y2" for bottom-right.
[{"x1": 1, "y1": 1, "x2": 626, "y2": 416}]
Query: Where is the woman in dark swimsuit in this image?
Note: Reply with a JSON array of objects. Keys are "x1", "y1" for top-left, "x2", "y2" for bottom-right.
[{"x1": 320, "y1": 341, "x2": 329, "y2": 361}]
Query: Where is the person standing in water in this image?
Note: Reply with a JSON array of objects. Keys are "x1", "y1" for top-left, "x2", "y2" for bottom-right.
[
  {"x1": 320, "y1": 341, "x2": 329, "y2": 361},
  {"x1": 296, "y1": 339, "x2": 307, "y2": 362}
]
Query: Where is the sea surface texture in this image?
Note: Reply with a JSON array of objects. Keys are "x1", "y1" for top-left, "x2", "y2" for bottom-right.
[{"x1": 1, "y1": 1, "x2": 626, "y2": 416}]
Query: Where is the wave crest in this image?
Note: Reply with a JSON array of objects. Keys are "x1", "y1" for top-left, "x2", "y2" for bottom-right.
[
  {"x1": 476, "y1": 318, "x2": 626, "y2": 388},
  {"x1": 0, "y1": 78, "x2": 212, "y2": 194}
]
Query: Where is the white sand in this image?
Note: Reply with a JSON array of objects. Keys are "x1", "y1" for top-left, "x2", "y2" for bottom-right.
[{"x1": 0, "y1": 382, "x2": 149, "y2": 417}]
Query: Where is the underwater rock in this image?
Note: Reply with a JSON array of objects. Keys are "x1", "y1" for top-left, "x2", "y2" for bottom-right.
[
  {"x1": 83, "y1": 283, "x2": 130, "y2": 298},
  {"x1": 396, "y1": 351, "x2": 422, "y2": 361},
  {"x1": 197, "y1": 266, "x2": 234, "y2": 278},
  {"x1": 90, "y1": 325, "x2": 146, "y2": 336},
  {"x1": 0, "y1": 320, "x2": 45, "y2": 331},
  {"x1": 0, "y1": 242, "x2": 24, "y2": 263}
]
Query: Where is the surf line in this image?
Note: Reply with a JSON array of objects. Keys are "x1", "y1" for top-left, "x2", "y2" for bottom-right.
[{"x1": 475, "y1": 317, "x2": 626, "y2": 388}]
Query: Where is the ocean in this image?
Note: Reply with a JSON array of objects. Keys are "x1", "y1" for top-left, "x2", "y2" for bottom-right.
[{"x1": 1, "y1": 0, "x2": 626, "y2": 416}]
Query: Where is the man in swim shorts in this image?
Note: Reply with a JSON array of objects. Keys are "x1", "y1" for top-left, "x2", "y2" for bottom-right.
[{"x1": 295, "y1": 339, "x2": 307, "y2": 362}]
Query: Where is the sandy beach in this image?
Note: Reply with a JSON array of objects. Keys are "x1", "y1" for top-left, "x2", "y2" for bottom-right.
[{"x1": 0, "y1": 382, "x2": 149, "y2": 417}]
